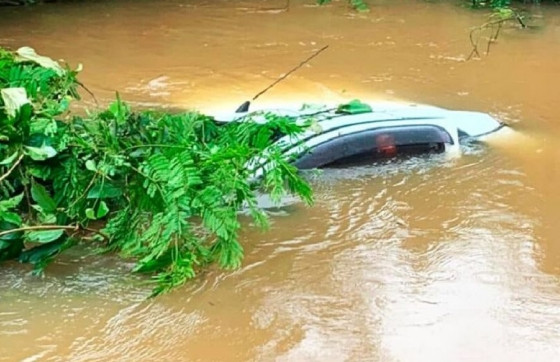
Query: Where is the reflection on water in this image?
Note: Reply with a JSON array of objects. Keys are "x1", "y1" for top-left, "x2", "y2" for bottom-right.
[{"x1": 2, "y1": 0, "x2": 560, "y2": 361}]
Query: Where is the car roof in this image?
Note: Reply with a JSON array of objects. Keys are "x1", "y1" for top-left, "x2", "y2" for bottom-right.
[{"x1": 212, "y1": 101, "x2": 502, "y2": 139}]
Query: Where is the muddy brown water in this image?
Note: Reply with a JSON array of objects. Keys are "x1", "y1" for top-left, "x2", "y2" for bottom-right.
[{"x1": 2, "y1": 0, "x2": 560, "y2": 361}]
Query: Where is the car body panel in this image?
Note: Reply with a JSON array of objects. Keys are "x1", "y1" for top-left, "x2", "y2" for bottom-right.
[{"x1": 211, "y1": 101, "x2": 505, "y2": 174}]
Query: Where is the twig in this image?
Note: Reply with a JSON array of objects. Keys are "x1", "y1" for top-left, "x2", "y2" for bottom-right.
[
  {"x1": 0, "y1": 153, "x2": 24, "y2": 184},
  {"x1": 83, "y1": 226, "x2": 109, "y2": 241},
  {"x1": 0, "y1": 224, "x2": 79, "y2": 238},
  {"x1": 77, "y1": 81, "x2": 99, "y2": 107},
  {"x1": 0, "y1": 224, "x2": 109, "y2": 241},
  {"x1": 486, "y1": 21, "x2": 503, "y2": 56},
  {"x1": 125, "y1": 144, "x2": 189, "y2": 151},
  {"x1": 467, "y1": 28, "x2": 480, "y2": 60},
  {"x1": 67, "y1": 173, "x2": 98, "y2": 210},
  {"x1": 467, "y1": 13, "x2": 524, "y2": 60},
  {"x1": 516, "y1": 15, "x2": 526, "y2": 28}
]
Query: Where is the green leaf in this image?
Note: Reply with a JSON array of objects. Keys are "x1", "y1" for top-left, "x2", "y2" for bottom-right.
[
  {"x1": 18, "y1": 238, "x2": 66, "y2": 264},
  {"x1": 96, "y1": 201, "x2": 109, "y2": 218},
  {"x1": 0, "y1": 151, "x2": 19, "y2": 166},
  {"x1": 0, "y1": 235, "x2": 23, "y2": 261},
  {"x1": 30, "y1": 118, "x2": 58, "y2": 136},
  {"x1": 15, "y1": 47, "x2": 64, "y2": 76},
  {"x1": 39, "y1": 213, "x2": 57, "y2": 224},
  {"x1": 0, "y1": 194, "x2": 23, "y2": 212},
  {"x1": 26, "y1": 229, "x2": 64, "y2": 244},
  {"x1": 0, "y1": 220, "x2": 23, "y2": 242},
  {"x1": 85, "y1": 208, "x2": 96, "y2": 220},
  {"x1": 351, "y1": 0, "x2": 369, "y2": 12},
  {"x1": 0, "y1": 240, "x2": 10, "y2": 250},
  {"x1": 27, "y1": 164, "x2": 52, "y2": 180},
  {"x1": 133, "y1": 249, "x2": 173, "y2": 273},
  {"x1": 336, "y1": 99, "x2": 372, "y2": 114},
  {"x1": 1, "y1": 87, "x2": 30, "y2": 118},
  {"x1": 56, "y1": 97, "x2": 70, "y2": 114},
  {"x1": 16, "y1": 103, "x2": 33, "y2": 123},
  {"x1": 87, "y1": 183, "x2": 123, "y2": 199},
  {"x1": 24, "y1": 145, "x2": 58, "y2": 161},
  {"x1": 108, "y1": 96, "x2": 130, "y2": 122},
  {"x1": 85, "y1": 159, "x2": 97, "y2": 172},
  {"x1": 0, "y1": 211, "x2": 22, "y2": 226},
  {"x1": 31, "y1": 182, "x2": 57, "y2": 213}
]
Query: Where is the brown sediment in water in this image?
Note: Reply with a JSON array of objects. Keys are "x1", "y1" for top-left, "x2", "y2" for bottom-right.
[{"x1": 1, "y1": 1, "x2": 560, "y2": 361}]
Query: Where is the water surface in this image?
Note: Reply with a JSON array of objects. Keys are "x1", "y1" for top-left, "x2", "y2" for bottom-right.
[{"x1": 1, "y1": 1, "x2": 560, "y2": 360}]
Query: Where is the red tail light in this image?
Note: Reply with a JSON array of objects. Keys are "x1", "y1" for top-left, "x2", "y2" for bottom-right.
[{"x1": 376, "y1": 134, "x2": 397, "y2": 157}]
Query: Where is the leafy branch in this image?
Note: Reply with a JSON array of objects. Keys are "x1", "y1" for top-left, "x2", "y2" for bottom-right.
[{"x1": 0, "y1": 46, "x2": 315, "y2": 296}]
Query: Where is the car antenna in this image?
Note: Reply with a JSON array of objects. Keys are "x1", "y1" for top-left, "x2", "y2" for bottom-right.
[{"x1": 235, "y1": 45, "x2": 329, "y2": 113}]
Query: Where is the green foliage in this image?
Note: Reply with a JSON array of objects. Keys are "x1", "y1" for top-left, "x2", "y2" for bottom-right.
[
  {"x1": 469, "y1": 0, "x2": 515, "y2": 10},
  {"x1": 0, "y1": 46, "x2": 314, "y2": 296},
  {"x1": 350, "y1": 0, "x2": 369, "y2": 12},
  {"x1": 490, "y1": 0, "x2": 511, "y2": 9}
]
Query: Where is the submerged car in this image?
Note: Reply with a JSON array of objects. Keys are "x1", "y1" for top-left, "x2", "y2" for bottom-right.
[{"x1": 214, "y1": 100, "x2": 506, "y2": 170}]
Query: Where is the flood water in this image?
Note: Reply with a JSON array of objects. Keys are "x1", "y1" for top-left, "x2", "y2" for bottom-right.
[{"x1": 2, "y1": 0, "x2": 560, "y2": 360}]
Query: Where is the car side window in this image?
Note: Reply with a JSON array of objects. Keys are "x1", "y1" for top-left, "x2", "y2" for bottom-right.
[{"x1": 293, "y1": 126, "x2": 451, "y2": 169}]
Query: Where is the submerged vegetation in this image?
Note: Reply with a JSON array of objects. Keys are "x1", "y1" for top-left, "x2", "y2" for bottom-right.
[
  {"x1": 0, "y1": 47, "x2": 314, "y2": 295},
  {"x1": 467, "y1": 7, "x2": 526, "y2": 59}
]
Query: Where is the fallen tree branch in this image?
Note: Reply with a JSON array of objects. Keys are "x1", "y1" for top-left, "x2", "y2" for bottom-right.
[
  {"x1": 0, "y1": 224, "x2": 109, "y2": 241},
  {"x1": 486, "y1": 21, "x2": 503, "y2": 56},
  {"x1": 467, "y1": 10, "x2": 526, "y2": 60}
]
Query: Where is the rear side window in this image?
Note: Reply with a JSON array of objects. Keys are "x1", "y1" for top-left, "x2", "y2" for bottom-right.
[{"x1": 293, "y1": 125, "x2": 452, "y2": 169}]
